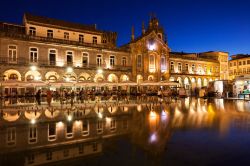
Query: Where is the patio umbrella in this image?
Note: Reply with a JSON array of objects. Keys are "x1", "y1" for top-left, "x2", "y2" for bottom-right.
[
  {"x1": 157, "y1": 80, "x2": 180, "y2": 86},
  {"x1": 0, "y1": 80, "x2": 26, "y2": 87},
  {"x1": 75, "y1": 80, "x2": 96, "y2": 87},
  {"x1": 96, "y1": 80, "x2": 115, "y2": 87},
  {"x1": 23, "y1": 80, "x2": 48, "y2": 87},
  {"x1": 117, "y1": 80, "x2": 138, "y2": 86},
  {"x1": 49, "y1": 81, "x2": 75, "y2": 87},
  {"x1": 139, "y1": 80, "x2": 158, "y2": 86}
]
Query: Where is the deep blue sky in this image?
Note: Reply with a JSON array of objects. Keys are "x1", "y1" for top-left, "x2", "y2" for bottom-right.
[{"x1": 1, "y1": 0, "x2": 250, "y2": 56}]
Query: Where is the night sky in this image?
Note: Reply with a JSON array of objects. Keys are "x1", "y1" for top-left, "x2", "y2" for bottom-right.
[{"x1": 1, "y1": 0, "x2": 249, "y2": 56}]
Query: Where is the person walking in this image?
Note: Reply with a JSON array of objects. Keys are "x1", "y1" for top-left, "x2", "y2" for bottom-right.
[
  {"x1": 35, "y1": 89, "x2": 41, "y2": 105},
  {"x1": 47, "y1": 89, "x2": 52, "y2": 106}
]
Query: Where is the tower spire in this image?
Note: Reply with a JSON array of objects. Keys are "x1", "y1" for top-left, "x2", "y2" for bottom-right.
[
  {"x1": 131, "y1": 25, "x2": 135, "y2": 41},
  {"x1": 142, "y1": 21, "x2": 145, "y2": 34}
]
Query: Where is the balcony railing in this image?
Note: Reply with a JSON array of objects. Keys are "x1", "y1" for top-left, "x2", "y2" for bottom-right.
[
  {"x1": 0, "y1": 31, "x2": 127, "y2": 51},
  {"x1": 0, "y1": 56, "x2": 132, "y2": 72}
]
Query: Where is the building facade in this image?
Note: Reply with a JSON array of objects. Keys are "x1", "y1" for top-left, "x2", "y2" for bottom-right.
[
  {"x1": 0, "y1": 13, "x2": 229, "y2": 91},
  {"x1": 229, "y1": 54, "x2": 250, "y2": 80}
]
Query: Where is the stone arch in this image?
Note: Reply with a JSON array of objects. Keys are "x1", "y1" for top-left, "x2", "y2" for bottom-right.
[
  {"x1": 25, "y1": 70, "x2": 42, "y2": 81},
  {"x1": 177, "y1": 77, "x2": 183, "y2": 87},
  {"x1": 191, "y1": 77, "x2": 196, "y2": 90},
  {"x1": 79, "y1": 72, "x2": 91, "y2": 81},
  {"x1": 136, "y1": 75, "x2": 143, "y2": 84},
  {"x1": 63, "y1": 72, "x2": 77, "y2": 82},
  {"x1": 197, "y1": 78, "x2": 202, "y2": 88},
  {"x1": 120, "y1": 74, "x2": 129, "y2": 82},
  {"x1": 3, "y1": 69, "x2": 22, "y2": 81},
  {"x1": 148, "y1": 75, "x2": 154, "y2": 81},
  {"x1": 184, "y1": 77, "x2": 190, "y2": 89},
  {"x1": 203, "y1": 78, "x2": 208, "y2": 87},
  {"x1": 94, "y1": 73, "x2": 104, "y2": 82},
  {"x1": 45, "y1": 71, "x2": 60, "y2": 82},
  {"x1": 209, "y1": 78, "x2": 213, "y2": 82},
  {"x1": 107, "y1": 73, "x2": 118, "y2": 83}
]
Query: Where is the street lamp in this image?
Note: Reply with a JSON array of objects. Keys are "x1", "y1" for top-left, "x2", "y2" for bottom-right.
[
  {"x1": 67, "y1": 67, "x2": 73, "y2": 73},
  {"x1": 30, "y1": 65, "x2": 37, "y2": 71},
  {"x1": 97, "y1": 69, "x2": 103, "y2": 74}
]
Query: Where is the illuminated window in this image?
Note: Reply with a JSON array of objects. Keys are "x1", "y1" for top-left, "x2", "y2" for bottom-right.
[
  {"x1": 216, "y1": 66, "x2": 219, "y2": 72},
  {"x1": 8, "y1": 45, "x2": 17, "y2": 62},
  {"x1": 48, "y1": 123, "x2": 56, "y2": 141},
  {"x1": 26, "y1": 75, "x2": 34, "y2": 81},
  {"x1": 9, "y1": 74, "x2": 18, "y2": 80},
  {"x1": 82, "y1": 120, "x2": 89, "y2": 136},
  {"x1": 29, "y1": 27, "x2": 36, "y2": 36},
  {"x1": 110, "y1": 55, "x2": 115, "y2": 67},
  {"x1": 28, "y1": 125, "x2": 37, "y2": 144},
  {"x1": 137, "y1": 55, "x2": 142, "y2": 68},
  {"x1": 66, "y1": 51, "x2": 73, "y2": 65},
  {"x1": 149, "y1": 55, "x2": 155, "y2": 70},
  {"x1": 185, "y1": 64, "x2": 189, "y2": 72},
  {"x1": 239, "y1": 61, "x2": 242, "y2": 65},
  {"x1": 234, "y1": 62, "x2": 236, "y2": 66},
  {"x1": 66, "y1": 123, "x2": 73, "y2": 138},
  {"x1": 110, "y1": 119, "x2": 116, "y2": 132},
  {"x1": 204, "y1": 65, "x2": 207, "y2": 73},
  {"x1": 178, "y1": 62, "x2": 182, "y2": 72},
  {"x1": 30, "y1": 48, "x2": 38, "y2": 63},
  {"x1": 192, "y1": 64, "x2": 195, "y2": 72},
  {"x1": 97, "y1": 120, "x2": 103, "y2": 134},
  {"x1": 64, "y1": 32, "x2": 69, "y2": 40},
  {"x1": 170, "y1": 61, "x2": 174, "y2": 72},
  {"x1": 47, "y1": 30, "x2": 53, "y2": 38},
  {"x1": 6, "y1": 127, "x2": 16, "y2": 146},
  {"x1": 93, "y1": 36, "x2": 97, "y2": 44},
  {"x1": 198, "y1": 64, "x2": 201, "y2": 73},
  {"x1": 79, "y1": 34, "x2": 84, "y2": 43},
  {"x1": 243, "y1": 61, "x2": 246, "y2": 65},
  {"x1": 49, "y1": 49, "x2": 56, "y2": 66},
  {"x1": 247, "y1": 68, "x2": 250, "y2": 73},
  {"x1": 239, "y1": 69, "x2": 242, "y2": 74},
  {"x1": 247, "y1": 60, "x2": 250, "y2": 64},
  {"x1": 122, "y1": 57, "x2": 127, "y2": 66},
  {"x1": 82, "y1": 53, "x2": 88, "y2": 66},
  {"x1": 229, "y1": 63, "x2": 232, "y2": 67},
  {"x1": 161, "y1": 56, "x2": 166, "y2": 71},
  {"x1": 243, "y1": 68, "x2": 246, "y2": 73},
  {"x1": 96, "y1": 55, "x2": 102, "y2": 67}
]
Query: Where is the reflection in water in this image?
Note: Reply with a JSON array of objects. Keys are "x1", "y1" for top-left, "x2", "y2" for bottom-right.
[{"x1": 1, "y1": 97, "x2": 250, "y2": 165}]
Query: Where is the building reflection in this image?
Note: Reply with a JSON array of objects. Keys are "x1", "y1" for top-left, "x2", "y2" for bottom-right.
[{"x1": 1, "y1": 97, "x2": 250, "y2": 165}]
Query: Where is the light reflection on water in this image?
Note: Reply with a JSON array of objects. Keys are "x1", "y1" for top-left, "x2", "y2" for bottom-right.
[{"x1": 1, "y1": 97, "x2": 250, "y2": 165}]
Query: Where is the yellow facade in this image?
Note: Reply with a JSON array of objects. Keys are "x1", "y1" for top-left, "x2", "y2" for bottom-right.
[{"x1": 229, "y1": 55, "x2": 250, "y2": 80}]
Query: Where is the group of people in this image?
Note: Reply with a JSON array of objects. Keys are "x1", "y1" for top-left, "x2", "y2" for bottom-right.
[{"x1": 35, "y1": 89, "x2": 52, "y2": 106}]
